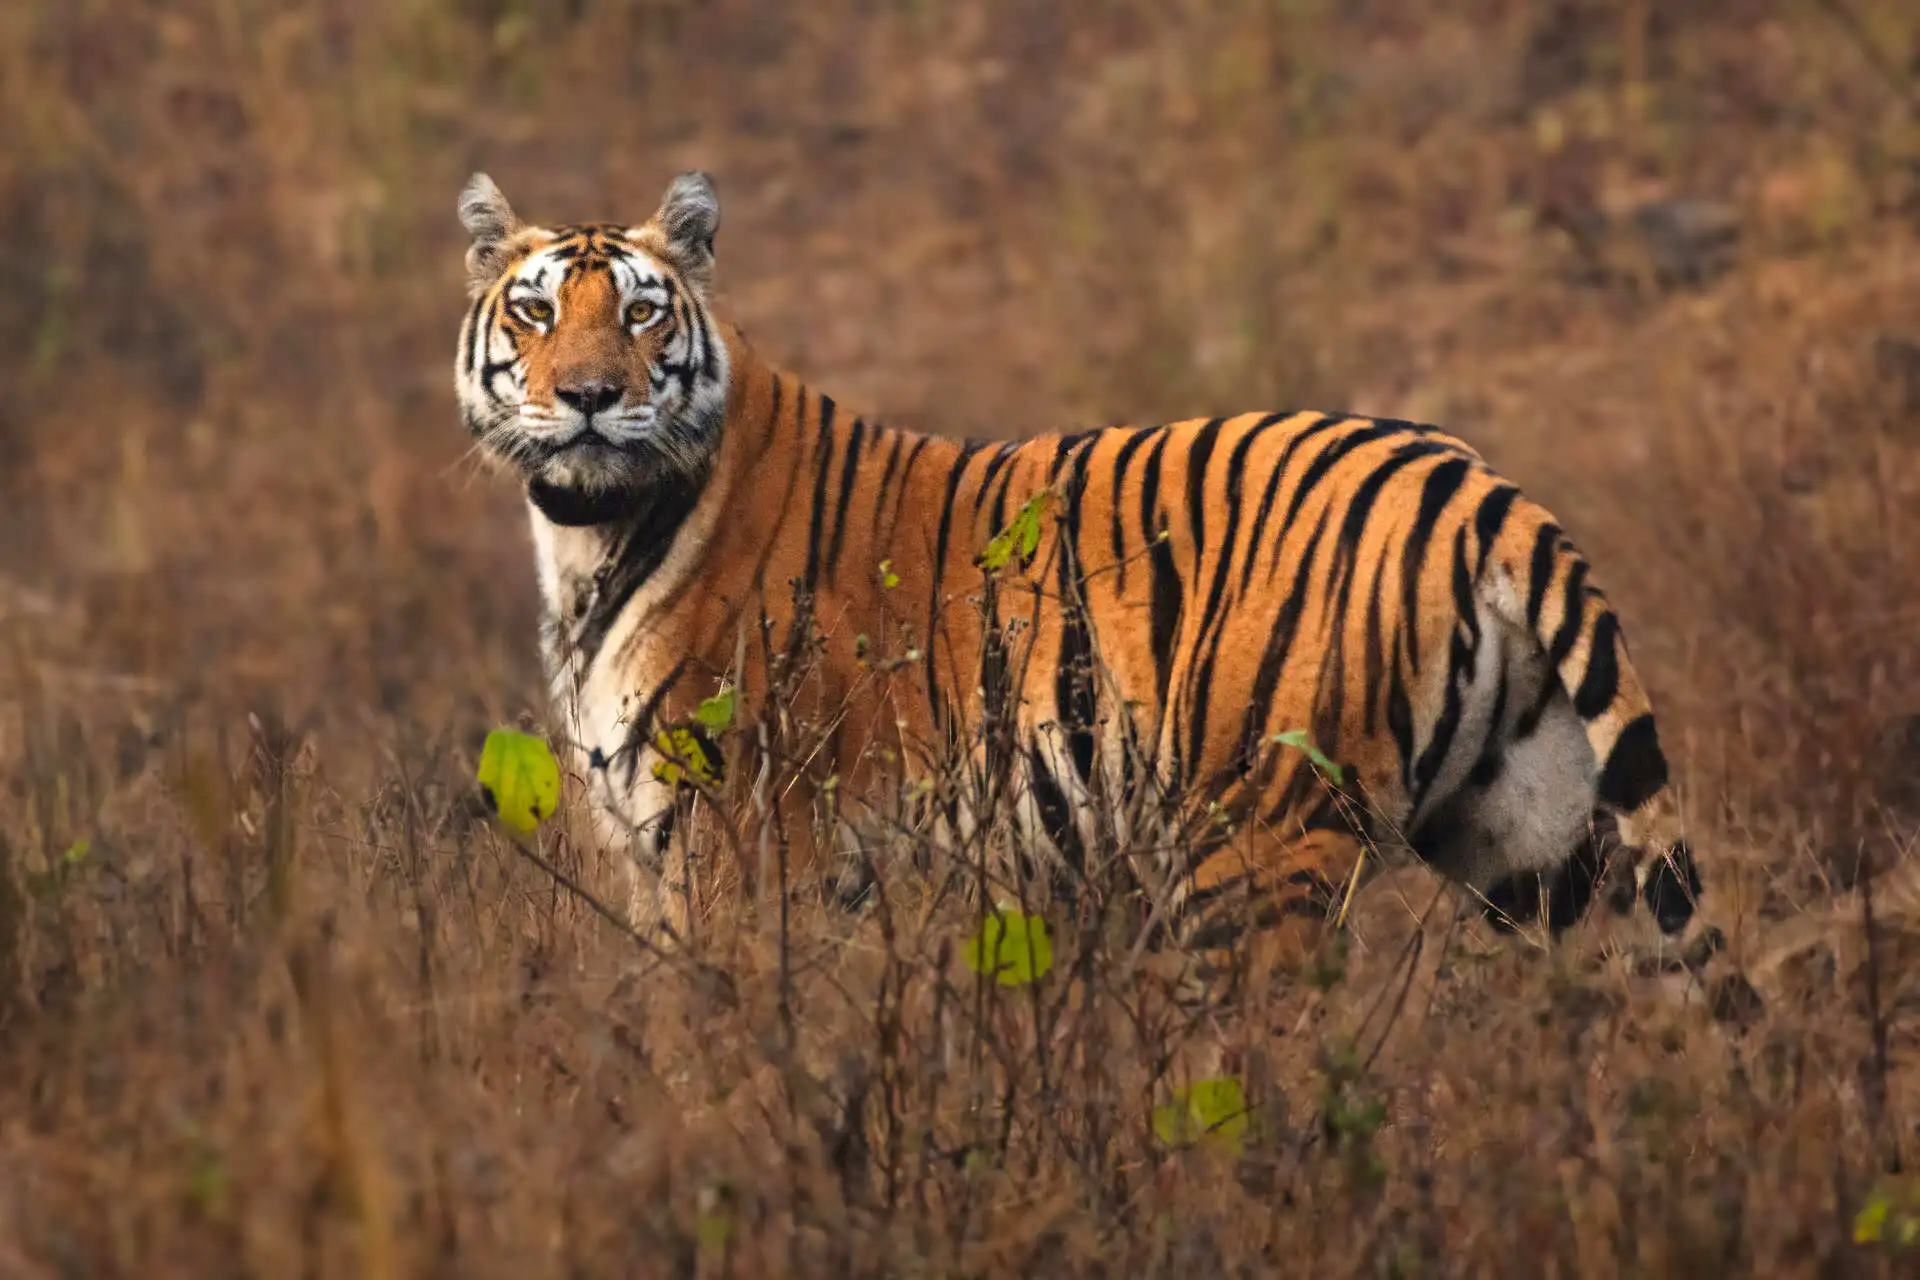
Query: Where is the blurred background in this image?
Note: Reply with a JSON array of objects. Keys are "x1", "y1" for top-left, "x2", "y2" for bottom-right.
[
  {"x1": 0, "y1": 1, "x2": 1917, "y2": 1270},
  {"x1": 4, "y1": 0, "x2": 1914, "y2": 857}
]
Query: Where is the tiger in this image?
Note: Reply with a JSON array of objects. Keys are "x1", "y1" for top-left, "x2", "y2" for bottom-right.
[{"x1": 452, "y1": 168, "x2": 1716, "y2": 986}]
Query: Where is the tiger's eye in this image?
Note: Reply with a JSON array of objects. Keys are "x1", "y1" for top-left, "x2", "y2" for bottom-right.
[
  {"x1": 626, "y1": 300, "x2": 658, "y2": 329},
  {"x1": 516, "y1": 298, "x2": 554, "y2": 326}
]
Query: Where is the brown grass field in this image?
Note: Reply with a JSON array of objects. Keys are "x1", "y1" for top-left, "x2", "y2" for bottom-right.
[{"x1": 2, "y1": 0, "x2": 1918, "y2": 1274}]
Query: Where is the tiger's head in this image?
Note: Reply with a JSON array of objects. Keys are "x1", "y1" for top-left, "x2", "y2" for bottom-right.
[{"x1": 454, "y1": 171, "x2": 730, "y2": 527}]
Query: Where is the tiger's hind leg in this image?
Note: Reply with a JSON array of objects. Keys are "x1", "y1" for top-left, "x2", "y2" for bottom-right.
[{"x1": 1180, "y1": 826, "x2": 1379, "y2": 991}]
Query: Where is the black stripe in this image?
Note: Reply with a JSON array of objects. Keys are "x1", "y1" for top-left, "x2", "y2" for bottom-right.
[
  {"x1": 1598, "y1": 713, "x2": 1669, "y2": 812},
  {"x1": 1027, "y1": 748, "x2": 1086, "y2": 875},
  {"x1": 870, "y1": 429, "x2": 906, "y2": 533},
  {"x1": 974, "y1": 442, "x2": 1019, "y2": 520},
  {"x1": 1184, "y1": 419, "x2": 1225, "y2": 570},
  {"x1": 1398, "y1": 456, "x2": 1473, "y2": 674},
  {"x1": 1240, "y1": 414, "x2": 1342, "y2": 595},
  {"x1": 572, "y1": 480, "x2": 707, "y2": 668},
  {"x1": 1184, "y1": 417, "x2": 1285, "y2": 775},
  {"x1": 1386, "y1": 629, "x2": 1414, "y2": 787},
  {"x1": 801, "y1": 392, "x2": 839, "y2": 594},
  {"x1": 1175, "y1": 420, "x2": 1230, "y2": 770},
  {"x1": 1361, "y1": 535, "x2": 1394, "y2": 735},
  {"x1": 823, "y1": 415, "x2": 868, "y2": 583},
  {"x1": 1049, "y1": 429, "x2": 1099, "y2": 485},
  {"x1": 927, "y1": 441, "x2": 989, "y2": 733},
  {"x1": 462, "y1": 300, "x2": 484, "y2": 380},
  {"x1": 1545, "y1": 557, "x2": 1590, "y2": 669},
  {"x1": 1524, "y1": 522, "x2": 1560, "y2": 630},
  {"x1": 1572, "y1": 610, "x2": 1621, "y2": 718},
  {"x1": 1451, "y1": 517, "x2": 1479, "y2": 644},
  {"x1": 1313, "y1": 445, "x2": 1447, "y2": 718},
  {"x1": 1410, "y1": 528, "x2": 1476, "y2": 807},
  {"x1": 983, "y1": 450, "x2": 1022, "y2": 552},
  {"x1": 879, "y1": 434, "x2": 932, "y2": 554},
  {"x1": 1140, "y1": 432, "x2": 1183, "y2": 739},
  {"x1": 1287, "y1": 447, "x2": 1444, "y2": 796},
  {"x1": 1275, "y1": 421, "x2": 1405, "y2": 546},
  {"x1": 1473, "y1": 483, "x2": 1520, "y2": 576},
  {"x1": 1052, "y1": 441, "x2": 1098, "y2": 789},
  {"x1": 1108, "y1": 427, "x2": 1161, "y2": 594},
  {"x1": 1237, "y1": 503, "x2": 1333, "y2": 773}
]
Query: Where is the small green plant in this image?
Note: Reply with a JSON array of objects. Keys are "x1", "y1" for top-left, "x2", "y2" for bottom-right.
[
  {"x1": 1855, "y1": 1177, "x2": 1920, "y2": 1246},
  {"x1": 962, "y1": 905, "x2": 1054, "y2": 986},
  {"x1": 476, "y1": 730, "x2": 561, "y2": 835},
  {"x1": 977, "y1": 490, "x2": 1053, "y2": 573},
  {"x1": 1270, "y1": 729, "x2": 1344, "y2": 786},
  {"x1": 1319, "y1": 1041, "x2": 1389, "y2": 1191},
  {"x1": 696, "y1": 1179, "x2": 736, "y2": 1256},
  {"x1": 878, "y1": 558, "x2": 900, "y2": 589}
]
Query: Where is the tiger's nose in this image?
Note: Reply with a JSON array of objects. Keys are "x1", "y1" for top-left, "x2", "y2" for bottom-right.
[{"x1": 555, "y1": 378, "x2": 624, "y2": 417}]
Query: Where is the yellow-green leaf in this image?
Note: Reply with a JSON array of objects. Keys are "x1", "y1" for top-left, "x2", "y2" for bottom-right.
[
  {"x1": 694, "y1": 685, "x2": 736, "y2": 733},
  {"x1": 878, "y1": 559, "x2": 900, "y2": 590},
  {"x1": 1271, "y1": 729, "x2": 1344, "y2": 786},
  {"x1": 651, "y1": 726, "x2": 719, "y2": 787},
  {"x1": 61, "y1": 838, "x2": 92, "y2": 865},
  {"x1": 962, "y1": 907, "x2": 1054, "y2": 986},
  {"x1": 978, "y1": 491, "x2": 1053, "y2": 573},
  {"x1": 1153, "y1": 1075, "x2": 1251, "y2": 1156},
  {"x1": 1856, "y1": 1177, "x2": 1920, "y2": 1247},
  {"x1": 1857, "y1": 1189, "x2": 1892, "y2": 1244},
  {"x1": 1151, "y1": 1098, "x2": 1194, "y2": 1147},
  {"x1": 477, "y1": 730, "x2": 561, "y2": 835}
]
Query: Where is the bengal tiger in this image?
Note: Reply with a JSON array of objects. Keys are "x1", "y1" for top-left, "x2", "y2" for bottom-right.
[{"x1": 452, "y1": 169, "x2": 1715, "y2": 984}]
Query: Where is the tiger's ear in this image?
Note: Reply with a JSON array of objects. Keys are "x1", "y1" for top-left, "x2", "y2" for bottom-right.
[
  {"x1": 649, "y1": 170, "x2": 720, "y2": 294},
  {"x1": 458, "y1": 172, "x2": 520, "y2": 292}
]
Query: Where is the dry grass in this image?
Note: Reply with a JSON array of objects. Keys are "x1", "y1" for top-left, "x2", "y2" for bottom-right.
[{"x1": 2, "y1": 0, "x2": 1919, "y2": 1274}]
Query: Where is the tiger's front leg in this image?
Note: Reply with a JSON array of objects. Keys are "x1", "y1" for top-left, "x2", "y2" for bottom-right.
[{"x1": 585, "y1": 752, "x2": 698, "y2": 947}]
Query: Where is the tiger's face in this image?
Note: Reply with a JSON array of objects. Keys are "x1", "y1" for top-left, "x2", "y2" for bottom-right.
[{"x1": 454, "y1": 172, "x2": 729, "y2": 526}]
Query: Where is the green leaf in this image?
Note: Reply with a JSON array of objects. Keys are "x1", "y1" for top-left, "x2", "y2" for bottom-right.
[
  {"x1": 1856, "y1": 1178, "x2": 1920, "y2": 1246},
  {"x1": 694, "y1": 685, "x2": 736, "y2": 733},
  {"x1": 962, "y1": 907, "x2": 1054, "y2": 986},
  {"x1": 1858, "y1": 1190, "x2": 1892, "y2": 1243},
  {"x1": 1154, "y1": 1075, "x2": 1251, "y2": 1156},
  {"x1": 61, "y1": 838, "x2": 92, "y2": 866},
  {"x1": 978, "y1": 490, "x2": 1053, "y2": 573},
  {"x1": 652, "y1": 726, "x2": 719, "y2": 787},
  {"x1": 1270, "y1": 729, "x2": 1345, "y2": 786},
  {"x1": 878, "y1": 558, "x2": 900, "y2": 590},
  {"x1": 696, "y1": 1179, "x2": 735, "y2": 1254},
  {"x1": 476, "y1": 730, "x2": 561, "y2": 835},
  {"x1": 1189, "y1": 1076, "x2": 1251, "y2": 1148},
  {"x1": 1151, "y1": 1098, "x2": 1194, "y2": 1147}
]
